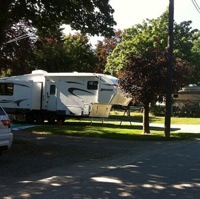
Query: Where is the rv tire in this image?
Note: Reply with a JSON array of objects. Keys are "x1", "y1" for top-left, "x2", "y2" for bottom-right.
[
  {"x1": 36, "y1": 115, "x2": 44, "y2": 124},
  {"x1": 48, "y1": 118, "x2": 55, "y2": 124},
  {"x1": 57, "y1": 116, "x2": 66, "y2": 123},
  {"x1": 25, "y1": 114, "x2": 34, "y2": 123}
]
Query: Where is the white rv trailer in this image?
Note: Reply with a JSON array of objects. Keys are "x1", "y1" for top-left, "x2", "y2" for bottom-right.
[{"x1": 0, "y1": 70, "x2": 129, "y2": 123}]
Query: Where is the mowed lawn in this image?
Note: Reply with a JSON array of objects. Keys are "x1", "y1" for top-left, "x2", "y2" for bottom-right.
[{"x1": 27, "y1": 111, "x2": 200, "y2": 141}]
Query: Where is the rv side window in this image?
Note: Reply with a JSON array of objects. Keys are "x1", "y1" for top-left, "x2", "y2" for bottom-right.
[
  {"x1": 0, "y1": 83, "x2": 13, "y2": 96},
  {"x1": 87, "y1": 81, "x2": 98, "y2": 90},
  {"x1": 50, "y1": 85, "x2": 56, "y2": 95}
]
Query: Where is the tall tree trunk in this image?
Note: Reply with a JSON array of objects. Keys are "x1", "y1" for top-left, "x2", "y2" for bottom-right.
[
  {"x1": 143, "y1": 103, "x2": 150, "y2": 134},
  {"x1": 0, "y1": 0, "x2": 11, "y2": 46}
]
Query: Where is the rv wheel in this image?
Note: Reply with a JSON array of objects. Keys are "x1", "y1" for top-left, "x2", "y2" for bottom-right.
[
  {"x1": 57, "y1": 116, "x2": 66, "y2": 123},
  {"x1": 36, "y1": 115, "x2": 44, "y2": 124},
  {"x1": 48, "y1": 118, "x2": 55, "y2": 124},
  {"x1": 25, "y1": 114, "x2": 34, "y2": 123}
]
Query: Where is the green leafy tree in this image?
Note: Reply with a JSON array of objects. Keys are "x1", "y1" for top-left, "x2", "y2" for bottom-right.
[
  {"x1": 31, "y1": 33, "x2": 67, "y2": 72},
  {"x1": 0, "y1": 0, "x2": 116, "y2": 47},
  {"x1": 191, "y1": 30, "x2": 200, "y2": 83},
  {"x1": 63, "y1": 33, "x2": 98, "y2": 72},
  {"x1": 105, "y1": 11, "x2": 197, "y2": 135},
  {"x1": 105, "y1": 11, "x2": 198, "y2": 74},
  {"x1": 33, "y1": 33, "x2": 98, "y2": 72}
]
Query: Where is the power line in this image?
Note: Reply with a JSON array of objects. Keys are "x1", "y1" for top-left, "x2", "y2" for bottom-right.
[
  {"x1": 191, "y1": 0, "x2": 200, "y2": 14},
  {"x1": 5, "y1": 33, "x2": 36, "y2": 44},
  {"x1": 6, "y1": 34, "x2": 29, "y2": 44},
  {"x1": 194, "y1": 0, "x2": 200, "y2": 10}
]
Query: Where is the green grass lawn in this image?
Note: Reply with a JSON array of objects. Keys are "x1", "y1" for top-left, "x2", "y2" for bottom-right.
[
  {"x1": 109, "y1": 110, "x2": 200, "y2": 124},
  {"x1": 27, "y1": 111, "x2": 200, "y2": 141}
]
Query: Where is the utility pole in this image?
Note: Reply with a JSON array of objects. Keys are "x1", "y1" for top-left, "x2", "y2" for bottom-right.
[{"x1": 165, "y1": 0, "x2": 174, "y2": 138}]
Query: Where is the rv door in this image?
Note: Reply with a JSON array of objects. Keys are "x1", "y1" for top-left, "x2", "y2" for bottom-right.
[{"x1": 46, "y1": 83, "x2": 57, "y2": 111}]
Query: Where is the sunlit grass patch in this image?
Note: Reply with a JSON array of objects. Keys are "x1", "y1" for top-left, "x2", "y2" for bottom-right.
[
  {"x1": 27, "y1": 120, "x2": 200, "y2": 141},
  {"x1": 109, "y1": 111, "x2": 200, "y2": 125}
]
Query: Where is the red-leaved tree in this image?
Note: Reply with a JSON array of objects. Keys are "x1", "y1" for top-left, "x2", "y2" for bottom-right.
[{"x1": 119, "y1": 49, "x2": 193, "y2": 134}]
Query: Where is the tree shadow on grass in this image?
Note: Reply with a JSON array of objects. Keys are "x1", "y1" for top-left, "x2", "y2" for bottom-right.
[
  {"x1": 65, "y1": 121, "x2": 178, "y2": 132},
  {"x1": 62, "y1": 121, "x2": 186, "y2": 141},
  {"x1": 31, "y1": 120, "x2": 199, "y2": 141}
]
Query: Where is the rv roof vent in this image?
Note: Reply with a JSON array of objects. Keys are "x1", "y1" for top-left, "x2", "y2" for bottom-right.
[{"x1": 32, "y1": 70, "x2": 48, "y2": 74}]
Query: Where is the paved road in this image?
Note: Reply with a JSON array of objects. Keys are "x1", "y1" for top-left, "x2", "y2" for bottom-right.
[
  {"x1": 38, "y1": 140, "x2": 199, "y2": 199},
  {"x1": 0, "y1": 128, "x2": 199, "y2": 199},
  {"x1": 151, "y1": 123, "x2": 200, "y2": 133}
]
